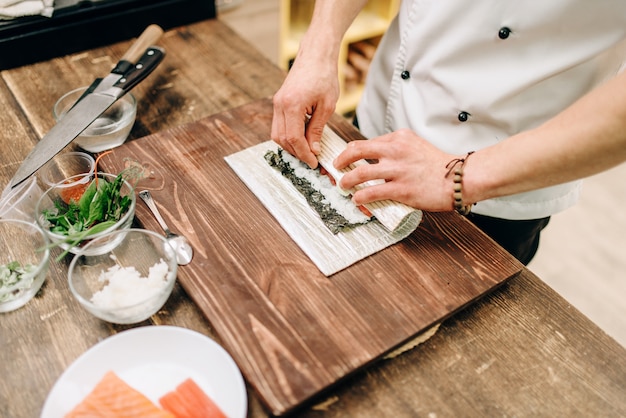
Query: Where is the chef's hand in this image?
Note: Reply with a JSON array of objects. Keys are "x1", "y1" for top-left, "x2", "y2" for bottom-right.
[
  {"x1": 271, "y1": 52, "x2": 339, "y2": 169},
  {"x1": 334, "y1": 129, "x2": 457, "y2": 212}
]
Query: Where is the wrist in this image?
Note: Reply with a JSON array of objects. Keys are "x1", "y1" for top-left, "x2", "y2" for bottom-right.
[
  {"x1": 297, "y1": 33, "x2": 340, "y2": 67},
  {"x1": 445, "y1": 152, "x2": 475, "y2": 215}
]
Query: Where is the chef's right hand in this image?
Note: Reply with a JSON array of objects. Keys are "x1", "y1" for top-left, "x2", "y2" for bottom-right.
[{"x1": 271, "y1": 50, "x2": 339, "y2": 169}]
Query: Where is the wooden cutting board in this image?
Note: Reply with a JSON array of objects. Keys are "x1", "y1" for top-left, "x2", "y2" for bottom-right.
[{"x1": 101, "y1": 98, "x2": 522, "y2": 416}]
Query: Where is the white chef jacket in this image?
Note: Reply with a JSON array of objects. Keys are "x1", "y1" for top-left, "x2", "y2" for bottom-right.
[{"x1": 357, "y1": 0, "x2": 626, "y2": 220}]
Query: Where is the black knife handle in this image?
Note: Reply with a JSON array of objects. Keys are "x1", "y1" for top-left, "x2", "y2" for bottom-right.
[
  {"x1": 111, "y1": 25, "x2": 164, "y2": 75},
  {"x1": 113, "y1": 47, "x2": 165, "y2": 93},
  {"x1": 110, "y1": 60, "x2": 134, "y2": 76}
]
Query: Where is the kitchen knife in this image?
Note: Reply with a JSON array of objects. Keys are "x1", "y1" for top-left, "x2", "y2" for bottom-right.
[
  {"x1": 6, "y1": 43, "x2": 165, "y2": 192},
  {"x1": 72, "y1": 24, "x2": 164, "y2": 105}
]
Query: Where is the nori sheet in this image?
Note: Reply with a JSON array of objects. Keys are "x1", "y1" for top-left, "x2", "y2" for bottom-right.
[{"x1": 264, "y1": 149, "x2": 365, "y2": 234}]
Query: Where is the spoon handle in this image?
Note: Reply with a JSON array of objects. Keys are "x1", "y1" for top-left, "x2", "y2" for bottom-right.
[{"x1": 138, "y1": 190, "x2": 171, "y2": 234}]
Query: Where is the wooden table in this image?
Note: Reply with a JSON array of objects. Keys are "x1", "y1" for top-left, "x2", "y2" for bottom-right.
[{"x1": 1, "y1": 19, "x2": 625, "y2": 418}]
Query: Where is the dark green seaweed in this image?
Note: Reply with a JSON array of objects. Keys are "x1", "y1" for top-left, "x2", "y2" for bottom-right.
[{"x1": 265, "y1": 149, "x2": 368, "y2": 234}]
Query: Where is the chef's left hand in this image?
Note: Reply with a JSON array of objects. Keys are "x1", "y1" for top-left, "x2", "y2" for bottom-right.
[{"x1": 333, "y1": 129, "x2": 456, "y2": 212}]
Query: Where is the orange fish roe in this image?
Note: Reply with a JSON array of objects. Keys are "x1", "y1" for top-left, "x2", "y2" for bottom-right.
[{"x1": 59, "y1": 180, "x2": 89, "y2": 204}]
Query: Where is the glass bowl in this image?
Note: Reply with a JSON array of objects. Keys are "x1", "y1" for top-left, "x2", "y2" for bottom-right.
[
  {"x1": 54, "y1": 86, "x2": 136, "y2": 153},
  {"x1": 0, "y1": 219, "x2": 50, "y2": 312},
  {"x1": 35, "y1": 172, "x2": 136, "y2": 257},
  {"x1": 0, "y1": 177, "x2": 44, "y2": 223},
  {"x1": 68, "y1": 229, "x2": 178, "y2": 324},
  {"x1": 38, "y1": 151, "x2": 95, "y2": 190}
]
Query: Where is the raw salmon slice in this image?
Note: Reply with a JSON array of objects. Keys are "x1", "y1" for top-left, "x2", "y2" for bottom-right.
[
  {"x1": 65, "y1": 371, "x2": 175, "y2": 418},
  {"x1": 159, "y1": 378, "x2": 226, "y2": 418}
]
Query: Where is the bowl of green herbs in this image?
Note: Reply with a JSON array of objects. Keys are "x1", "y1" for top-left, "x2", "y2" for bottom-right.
[
  {"x1": 0, "y1": 219, "x2": 50, "y2": 312},
  {"x1": 35, "y1": 171, "x2": 137, "y2": 258}
]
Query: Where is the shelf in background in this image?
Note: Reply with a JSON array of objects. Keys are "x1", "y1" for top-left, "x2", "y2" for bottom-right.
[{"x1": 279, "y1": 0, "x2": 399, "y2": 114}]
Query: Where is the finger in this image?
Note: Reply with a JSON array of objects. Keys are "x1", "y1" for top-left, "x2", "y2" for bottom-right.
[
  {"x1": 305, "y1": 114, "x2": 323, "y2": 155},
  {"x1": 271, "y1": 101, "x2": 297, "y2": 157},
  {"x1": 272, "y1": 106, "x2": 317, "y2": 166},
  {"x1": 335, "y1": 139, "x2": 389, "y2": 170},
  {"x1": 305, "y1": 105, "x2": 334, "y2": 155},
  {"x1": 339, "y1": 164, "x2": 370, "y2": 190},
  {"x1": 289, "y1": 138, "x2": 318, "y2": 169},
  {"x1": 351, "y1": 181, "x2": 399, "y2": 206},
  {"x1": 339, "y1": 162, "x2": 391, "y2": 190},
  {"x1": 287, "y1": 113, "x2": 318, "y2": 168}
]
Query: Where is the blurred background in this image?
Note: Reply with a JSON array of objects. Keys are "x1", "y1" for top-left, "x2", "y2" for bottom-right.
[{"x1": 218, "y1": 0, "x2": 626, "y2": 348}]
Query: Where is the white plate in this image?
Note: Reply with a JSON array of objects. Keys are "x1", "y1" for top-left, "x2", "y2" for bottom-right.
[{"x1": 41, "y1": 326, "x2": 247, "y2": 417}]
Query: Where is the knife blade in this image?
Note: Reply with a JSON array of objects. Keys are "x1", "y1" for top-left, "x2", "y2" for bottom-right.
[
  {"x1": 7, "y1": 46, "x2": 165, "y2": 191},
  {"x1": 72, "y1": 24, "x2": 164, "y2": 107}
]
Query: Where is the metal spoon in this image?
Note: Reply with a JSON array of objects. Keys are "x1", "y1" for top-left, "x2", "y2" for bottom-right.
[{"x1": 138, "y1": 190, "x2": 193, "y2": 265}]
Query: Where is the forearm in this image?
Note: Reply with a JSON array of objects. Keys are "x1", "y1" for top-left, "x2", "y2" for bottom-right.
[
  {"x1": 295, "y1": 0, "x2": 368, "y2": 67},
  {"x1": 271, "y1": 1, "x2": 368, "y2": 168},
  {"x1": 465, "y1": 70, "x2": 626, "y2": 203}
]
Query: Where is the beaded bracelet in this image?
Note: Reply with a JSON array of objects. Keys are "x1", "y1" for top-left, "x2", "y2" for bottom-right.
[{"x1": 445, "y1": 151, "x2": 475, "y2": 215}]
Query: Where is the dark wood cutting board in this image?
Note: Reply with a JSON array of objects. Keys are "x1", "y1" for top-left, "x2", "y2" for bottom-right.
[{"x1": 100, "y1": 98, "x2": 522, "y2": 416}]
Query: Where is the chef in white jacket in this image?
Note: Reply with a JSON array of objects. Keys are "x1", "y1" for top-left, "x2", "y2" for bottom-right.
[{"x1": 271, "y1": 0, "x2": 626, "y2": 264}]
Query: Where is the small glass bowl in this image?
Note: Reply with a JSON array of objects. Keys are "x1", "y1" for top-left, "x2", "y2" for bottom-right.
[
  {"x1": 35, "y1": 172, "x2": 136, "y2": 256},
  {"x1": 38, "y1": 151, "x2": 95, "y2": 190},
  {"x1": 0, "y1": 219, "x2": 50, "y2": 312},
  {"x1": 68, "y1": 229, "x2": 178, "y2": 324},
  {"x1": 54, "y1": 86, "x2": 136, "y2": 153},
  {"x1": 0, "y1": 177, "x2": 44, "y2": 223}
]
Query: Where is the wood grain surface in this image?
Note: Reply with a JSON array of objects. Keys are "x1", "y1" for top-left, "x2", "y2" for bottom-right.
[
  {"x1": 1, "y1": 19, "x2": 625, "y2": 418},
  {"x1": 100, "y1": 98, "x2": 522, "y2": 415}
]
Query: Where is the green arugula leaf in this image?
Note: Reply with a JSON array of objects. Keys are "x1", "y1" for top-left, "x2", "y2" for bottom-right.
[
  {"x1": 42, "y1": 170, "x2": 139, "y2": 260},
  {"x1": 78, "y1": 180, "x2": 98, "y2": 220}
]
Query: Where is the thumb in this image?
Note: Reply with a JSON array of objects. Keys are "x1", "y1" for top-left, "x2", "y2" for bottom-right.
[{"x1": 305, "y1": 113, "x2": 328, "y2": 155}]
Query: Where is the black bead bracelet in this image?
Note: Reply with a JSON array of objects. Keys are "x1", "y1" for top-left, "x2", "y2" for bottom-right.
[{"x1": 445, "y1": 151, "x2": 475, "y2": 215}]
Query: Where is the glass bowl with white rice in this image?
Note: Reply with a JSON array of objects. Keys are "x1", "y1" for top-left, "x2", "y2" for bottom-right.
[{"x1": 68, "y1": 228, "x2": 178, "y2": 324}]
